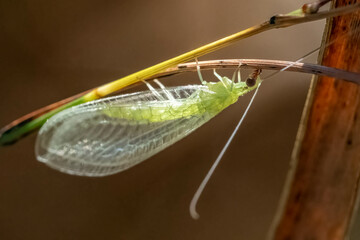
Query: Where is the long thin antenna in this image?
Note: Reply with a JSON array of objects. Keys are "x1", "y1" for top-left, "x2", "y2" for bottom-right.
[
  {"x1": 263, "y1": 27, "x2": 358, "y2": 80},
  {"x1": 189, "y1": 82, "x2": 262, "y2": 219},
  {"x1": 263, "y1": 46, "x2": 321, "y2": 79}
]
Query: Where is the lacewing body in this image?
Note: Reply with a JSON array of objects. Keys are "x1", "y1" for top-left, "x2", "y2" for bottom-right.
[{"x1": 36, "y1": 74, "x2": 261, "y2": 176}]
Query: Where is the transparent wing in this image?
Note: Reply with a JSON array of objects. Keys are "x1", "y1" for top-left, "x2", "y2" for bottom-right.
[{"x1": 35, "y1": 85, "x2": 216, "y2": 176}]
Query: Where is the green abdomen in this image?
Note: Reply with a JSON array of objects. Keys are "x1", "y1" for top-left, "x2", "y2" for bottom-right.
[{"x1": 103, "y1": 87, "x2": 236, "y2": 123}]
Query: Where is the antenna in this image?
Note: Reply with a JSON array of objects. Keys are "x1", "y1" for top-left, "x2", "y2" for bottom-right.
[
  {"x1": 190, "y1": 80, "x2": 262, "y2": 219},
  {"x1": 263, "y1": 27, "x2": 359, "y2": 80}
]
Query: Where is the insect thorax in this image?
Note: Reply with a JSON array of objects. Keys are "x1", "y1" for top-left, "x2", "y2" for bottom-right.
[{"x1": 202, "y1": 77, "x2": 259, "y2": 113}]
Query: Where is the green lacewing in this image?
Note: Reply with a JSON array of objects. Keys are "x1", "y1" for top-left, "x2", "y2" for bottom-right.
[{"x1": 35, "y1": 69, "x2": 261, "y2": 176}]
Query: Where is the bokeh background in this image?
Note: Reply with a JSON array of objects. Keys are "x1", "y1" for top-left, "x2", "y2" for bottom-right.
[{"x1": 1, "y1": 0, "x2": 359, "y2": 239}]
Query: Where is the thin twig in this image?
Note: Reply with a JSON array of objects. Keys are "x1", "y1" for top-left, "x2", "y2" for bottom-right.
[
  {"x1": 2, "y1": 58, "x2": 359, "y2": 145},
  {"x1": 271, "y1": 3, "x2": 359, "y2": 26},
  {"x1": 302, "y1": 0, "x2": 331, "y2": 14},
  {"x1": 150, "y1": 59, "x2": 360, "y2": 84}
]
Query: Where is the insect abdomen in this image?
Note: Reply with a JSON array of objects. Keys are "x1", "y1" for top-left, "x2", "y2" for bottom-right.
[{"x1": 103, "y1": 87, "x2": 231, "y2": 122}]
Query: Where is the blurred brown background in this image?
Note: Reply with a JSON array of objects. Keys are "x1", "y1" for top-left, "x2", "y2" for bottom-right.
[{"x1": 0, "y1": 0, "x2": 359, "y2": 239}]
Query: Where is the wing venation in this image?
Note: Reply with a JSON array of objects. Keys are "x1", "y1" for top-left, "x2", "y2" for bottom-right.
[{"x1": 36, "y1": 85, "x2": 215, "y2": 176}]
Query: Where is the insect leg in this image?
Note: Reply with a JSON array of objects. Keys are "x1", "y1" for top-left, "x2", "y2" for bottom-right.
[
  {"x1": 213, "y1": 69, "x2": 227, "y2": 88},
  {"x1": 142, "y1": 80, "x2": 166, "y2": 101},
  {"x1": 231, "y1": 70, "x2": 237, "y2": 83},
  {"x1": 237, "y1": 68, "x2": 241, "y2": 83},
  {"x1": 153, "y1": 79, "x2": 175, "y2": 100},
  {"x1": 195, "y1": 58, "x2": 206, "y2": 85},
  {"x1": 230, "y1": 64, "x2": 242, "y2": 83},
  {"x1": 230, "y1": 64, "x2": 242, "y2": 90}
]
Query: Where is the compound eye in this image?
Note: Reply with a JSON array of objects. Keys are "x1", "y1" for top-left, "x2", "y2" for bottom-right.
[
  {"x1": 246, "y1": 69, "x2": 261, "y2": 87},
  {"x1": 246, "y1": 77, "x2": 256, "y2": 87}
]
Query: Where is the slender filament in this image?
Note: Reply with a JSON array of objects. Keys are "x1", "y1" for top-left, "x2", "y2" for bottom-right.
[{"x1": 189, "y1": 82, "x2": 262, "y2": 219}]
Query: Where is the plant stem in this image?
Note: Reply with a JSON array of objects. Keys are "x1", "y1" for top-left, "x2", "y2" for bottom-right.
[{"x1": 1, "y1": 2, "x2": 359, "y2": 146}]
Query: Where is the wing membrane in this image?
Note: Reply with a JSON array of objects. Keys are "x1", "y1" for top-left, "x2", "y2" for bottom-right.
[{"x1": 36, "y1": 85, "x2": 216, "y2": 176}]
